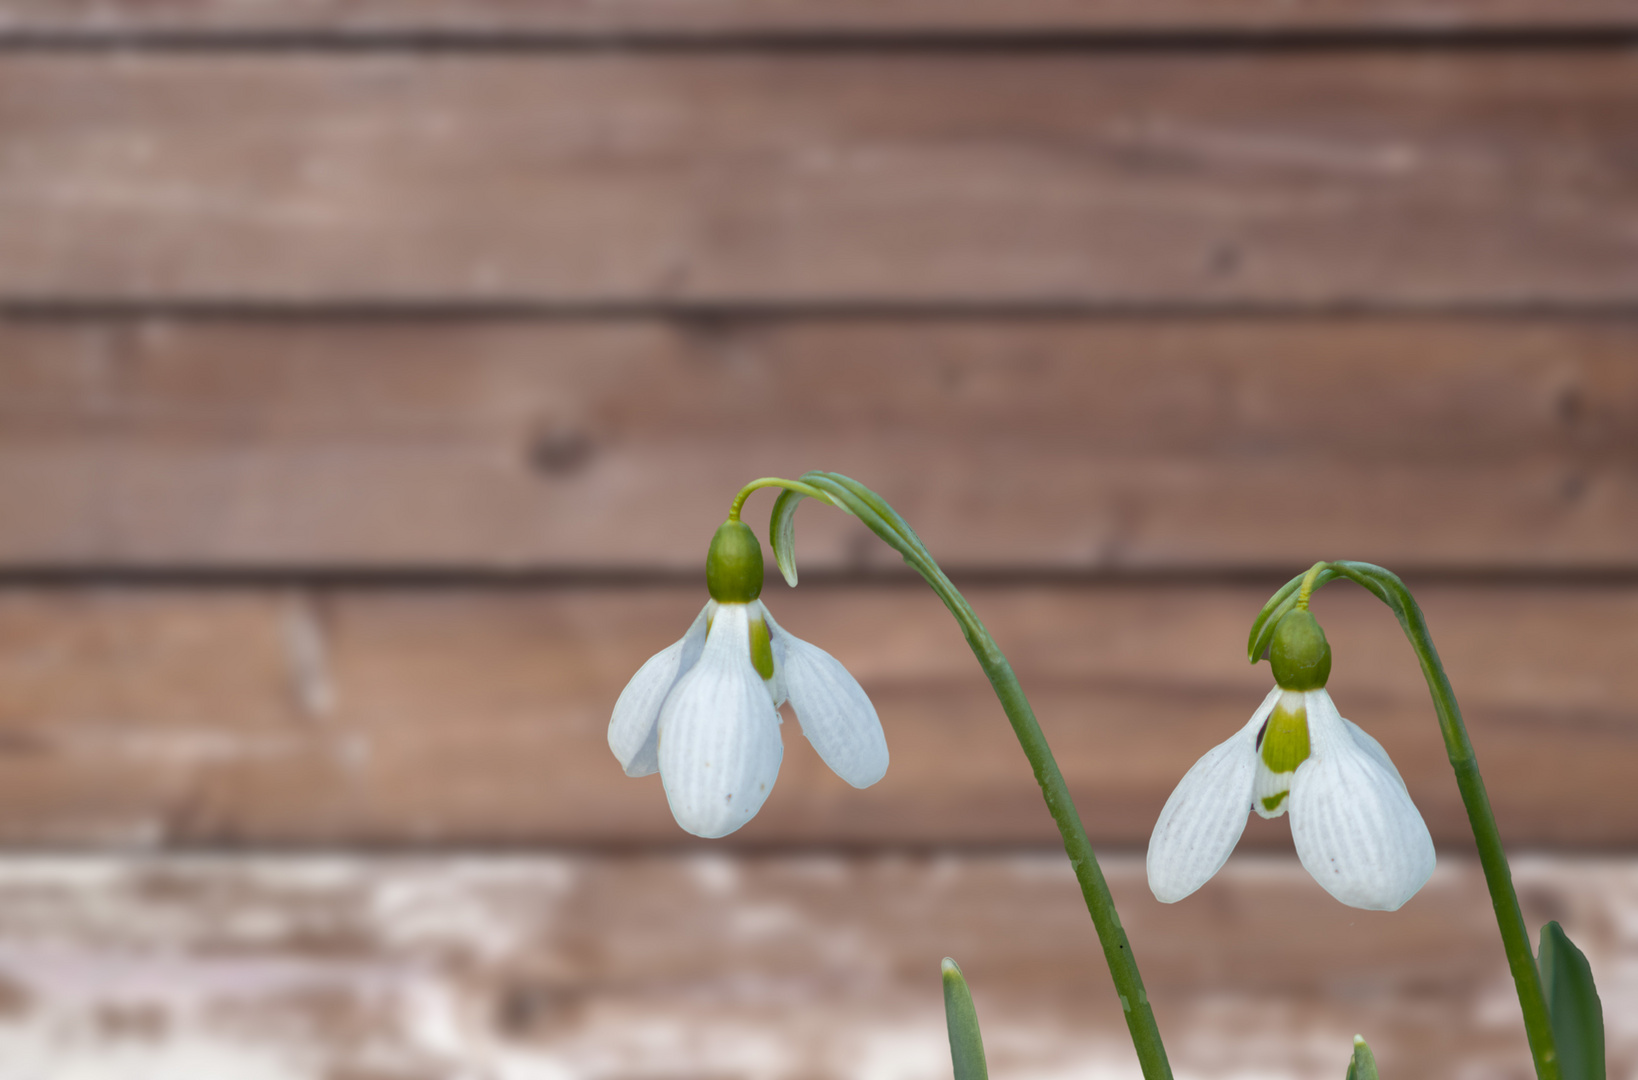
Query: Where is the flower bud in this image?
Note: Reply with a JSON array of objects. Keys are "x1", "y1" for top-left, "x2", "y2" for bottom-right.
[
  {"x1": 706, "y1": 520, "x2": 764, "y2": 603},
  {"x1": 1269, "y1": 608, "x2": 1331, "y2": 691}
]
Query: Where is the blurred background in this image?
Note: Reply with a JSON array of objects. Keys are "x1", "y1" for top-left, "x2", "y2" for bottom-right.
[{"x1": 0, "y1": 1, "x2": 1635, "y2": 1077}]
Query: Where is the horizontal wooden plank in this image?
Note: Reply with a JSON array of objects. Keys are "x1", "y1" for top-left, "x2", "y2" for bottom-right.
[
  {"x1": 0, "y1": 581, "x2": 1630, "y2": 848},
  {"x1": 0, "y1": 853, "x2": 1626, "y2": 1079},
  {"x1": 4, "y1": 0, "x2": 1638, "y2": 37},
  {"x1": 0, "y1": 53, "x2": 1633, "y2": 305},
  {"x1": 4, "y1": 319, "x2": 1638, "y2": 570}
]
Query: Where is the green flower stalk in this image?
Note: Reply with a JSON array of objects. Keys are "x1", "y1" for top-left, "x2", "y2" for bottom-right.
[
  {"x1": 761, "y1": 472, "x2": 1174, "y2": 1080},
  {"x1": 1246, "y1": 561, "x2": 1560, "y2": 1080}
]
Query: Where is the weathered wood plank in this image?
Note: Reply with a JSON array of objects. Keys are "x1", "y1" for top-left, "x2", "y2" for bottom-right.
[
  {"x1": 0, "y1": 582, "x2": 1629, "y2": 848},
  {"x1": 0, "y1": 53, "x2": 1633, "y2": 305},
  {"x1": 0, "y1": 853, "x2": 1625, "y2": 1080},
  {"x1": 4, "y1": 0, "x2": 1637, "y2": 36},
  {"x1": 3, "y1": 319, "x2": 1636, "y2": 570}
]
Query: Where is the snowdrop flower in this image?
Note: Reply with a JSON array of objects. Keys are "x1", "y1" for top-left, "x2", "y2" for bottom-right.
[
  {"x1": 609, "y1": 519, "x2": 888, "y2": 838},
  {"x1": 1148, "y1": 608, "x2": 1435, "y2": 910}
]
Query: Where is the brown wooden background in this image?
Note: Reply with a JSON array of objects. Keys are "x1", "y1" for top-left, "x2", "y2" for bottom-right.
[{"x1": 0, "y1": 3, "x2": 1634, "y2": 1078}]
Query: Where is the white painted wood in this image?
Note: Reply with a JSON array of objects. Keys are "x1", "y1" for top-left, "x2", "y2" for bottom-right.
[{"x1": 0, "y1": 854, "x2": 1624, "y2": 1080}]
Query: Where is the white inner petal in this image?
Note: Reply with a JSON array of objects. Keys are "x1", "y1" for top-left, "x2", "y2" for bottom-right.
[
  {"x1": 1252, "y1": 764, "x2": 1296, "y2": 819},
  {"x1": 1250, "y1": 689, "x2": 1308, "y2": 820}
]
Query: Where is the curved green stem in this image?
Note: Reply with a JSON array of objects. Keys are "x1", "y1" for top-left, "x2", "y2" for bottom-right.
[
  {"x1": 758, "y1": 472, "x2": 1172, "y2": 1080},
  {"x1": 1280, "y1": 561, "x2": 1559, "y2": 1080},
  {"x1": 728, "y1": 478, "x2": 833, "y2": 523},
  {"x1": 1295, "y1": 560, "x2": 1328, "y2": 611}
]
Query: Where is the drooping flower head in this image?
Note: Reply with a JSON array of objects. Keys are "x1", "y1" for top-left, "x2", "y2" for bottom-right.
[
  {"x1": 1147, "y1": 606, "x2": 1435, "y2": 911},
  {"x1": 609, "y1": 518, "x2": 887, "y2": 838}
]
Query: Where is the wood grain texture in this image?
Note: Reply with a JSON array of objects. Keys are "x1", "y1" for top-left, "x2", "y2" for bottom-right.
[
  {"x1": 0, "y1": 853, "x2": 1627, "y2": 1079},
  {"x1": 5, "y1": 0, "x2": 1638, "y2": 36},
  {"x1": 3, "y1": 319, "x2": 1636, "y2": 570},
  {"x1": 0, "y1": 581, "x2": 1629, "y2": 849},
  {"x1": 0, "y1": 53, "x2": 1634, "y2": 306}
]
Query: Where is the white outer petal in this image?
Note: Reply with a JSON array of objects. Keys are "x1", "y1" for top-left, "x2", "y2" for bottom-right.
[
  {"x1": 1289, "y1": 689, "x2": 1436, "y2": 911},
  {"x1": 1339, "y1": 715, "x2": 1409, "y2": 791},
  {"x1": 1147, "y1": 686, "x2": 1281, "y2": 903},
  {"x1": 608, "y1": 602, "x2": 712, "y2": 776},
  {"x1": 658, "y1": 603, "x2": 784, "y2": 838},
  {"x1": 764, "y1": 607, "x2": 887, "y2": 788}
]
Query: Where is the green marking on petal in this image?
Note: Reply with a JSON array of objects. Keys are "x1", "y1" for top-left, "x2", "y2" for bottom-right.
[
  {"x1": 748, "y1": 615, "x2": 776, "y2": 681},
  {"x1": 1260, "y1": 791, "x2": 1289, "y2": 813},
  {"x1": 1260, "y1": 697, "x2": 1311, "y2": 774}
]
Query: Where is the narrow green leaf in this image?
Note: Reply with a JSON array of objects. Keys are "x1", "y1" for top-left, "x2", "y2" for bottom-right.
[
  {"x1": 819, "y1": 471, "x2": 927, "y2": 549},
  {"x1": 1247, "y1": 563, "x2": 1338, "y2": 665},
  {"x1": 801, "y1": 473, "x2": 925, "y2": 570},
  {"x1": 769, "y1": 487, "x2": 808, "y2": 587},
  {"x1": 1344, "y1": 1035, "x2": 1379, "y2": 1080},
  {"x1": 1248, "y1": 571, "x2": 1308, "y2": 663},
  {"x1": 808, "y1": 471, "x2": 926, "y2": 567},
  {"x1": 1540, "y1": 921, "x2": 1605, "y2": 1080},
  {"x1": 765, "y1": 478, "x2": 850, "y2": 588},
  {"x1": 1327, "y1": 562, "x2": 1406, "y2": 618},
  {"x1": 942, "y1": 958, "x2": 989, "y2": 1080}
]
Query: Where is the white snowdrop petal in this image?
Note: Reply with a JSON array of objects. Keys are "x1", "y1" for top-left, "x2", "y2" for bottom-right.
[
  {"x1": 1147, "y1": 687, "x2": 1281, "y2": 903},
  {"x1": 1340, "y1": 717, "x2": 1409, "y2": 792},
  {"x1": 1290, "y1": 691, "x2": 1435, "y2": 911},
  {"x1": 766, "y1": 611, "x2": 887, "y2": 788},
  {"x1": 1307, "y1": 689, "x2": 1413, "y2": 799},
  {"x1": 608, "y1": 602, "x2": 712, "y2": 777},
  {"x1": 658, "y1": 605, "x2": 784, "y2": 838}
]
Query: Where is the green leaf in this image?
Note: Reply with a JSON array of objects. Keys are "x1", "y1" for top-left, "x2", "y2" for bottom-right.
[
  {"x1": 1327, "y1": 562, "x2": 1407, "y2": 619},
  {"x1": 941, "y1": 958, "x2": 989, "y2": 1080},
  {"x1": 1344, "y1": 1035, "x2": 1379, "y2": 1080},
  {"x1": 819, "y1": 471, "x2": 926, "y2": 550},
  {"x1": 1540, "y1": 921, "x2": 1605, "y2": 1080},
  {"x1": 1248, "y1": 571, "x2": 1307, "y2": 663},
  {"x1": 769, "y1": 486, "x2": 809, "y2": 587},
  {"x1": 799, "y1": 472, "x2": 931, "y2": 575},
  {"x1": 1247, "y1": 563, "x2": 1339, "y2": 664},
  {"x1": 766, "y1": 479, "x2": 851, "y2": 588}
]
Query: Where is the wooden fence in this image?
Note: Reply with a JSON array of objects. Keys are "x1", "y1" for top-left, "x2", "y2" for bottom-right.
[{"x1": 0, "y1": 3, "x2": 1634, "y2": 1077}]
